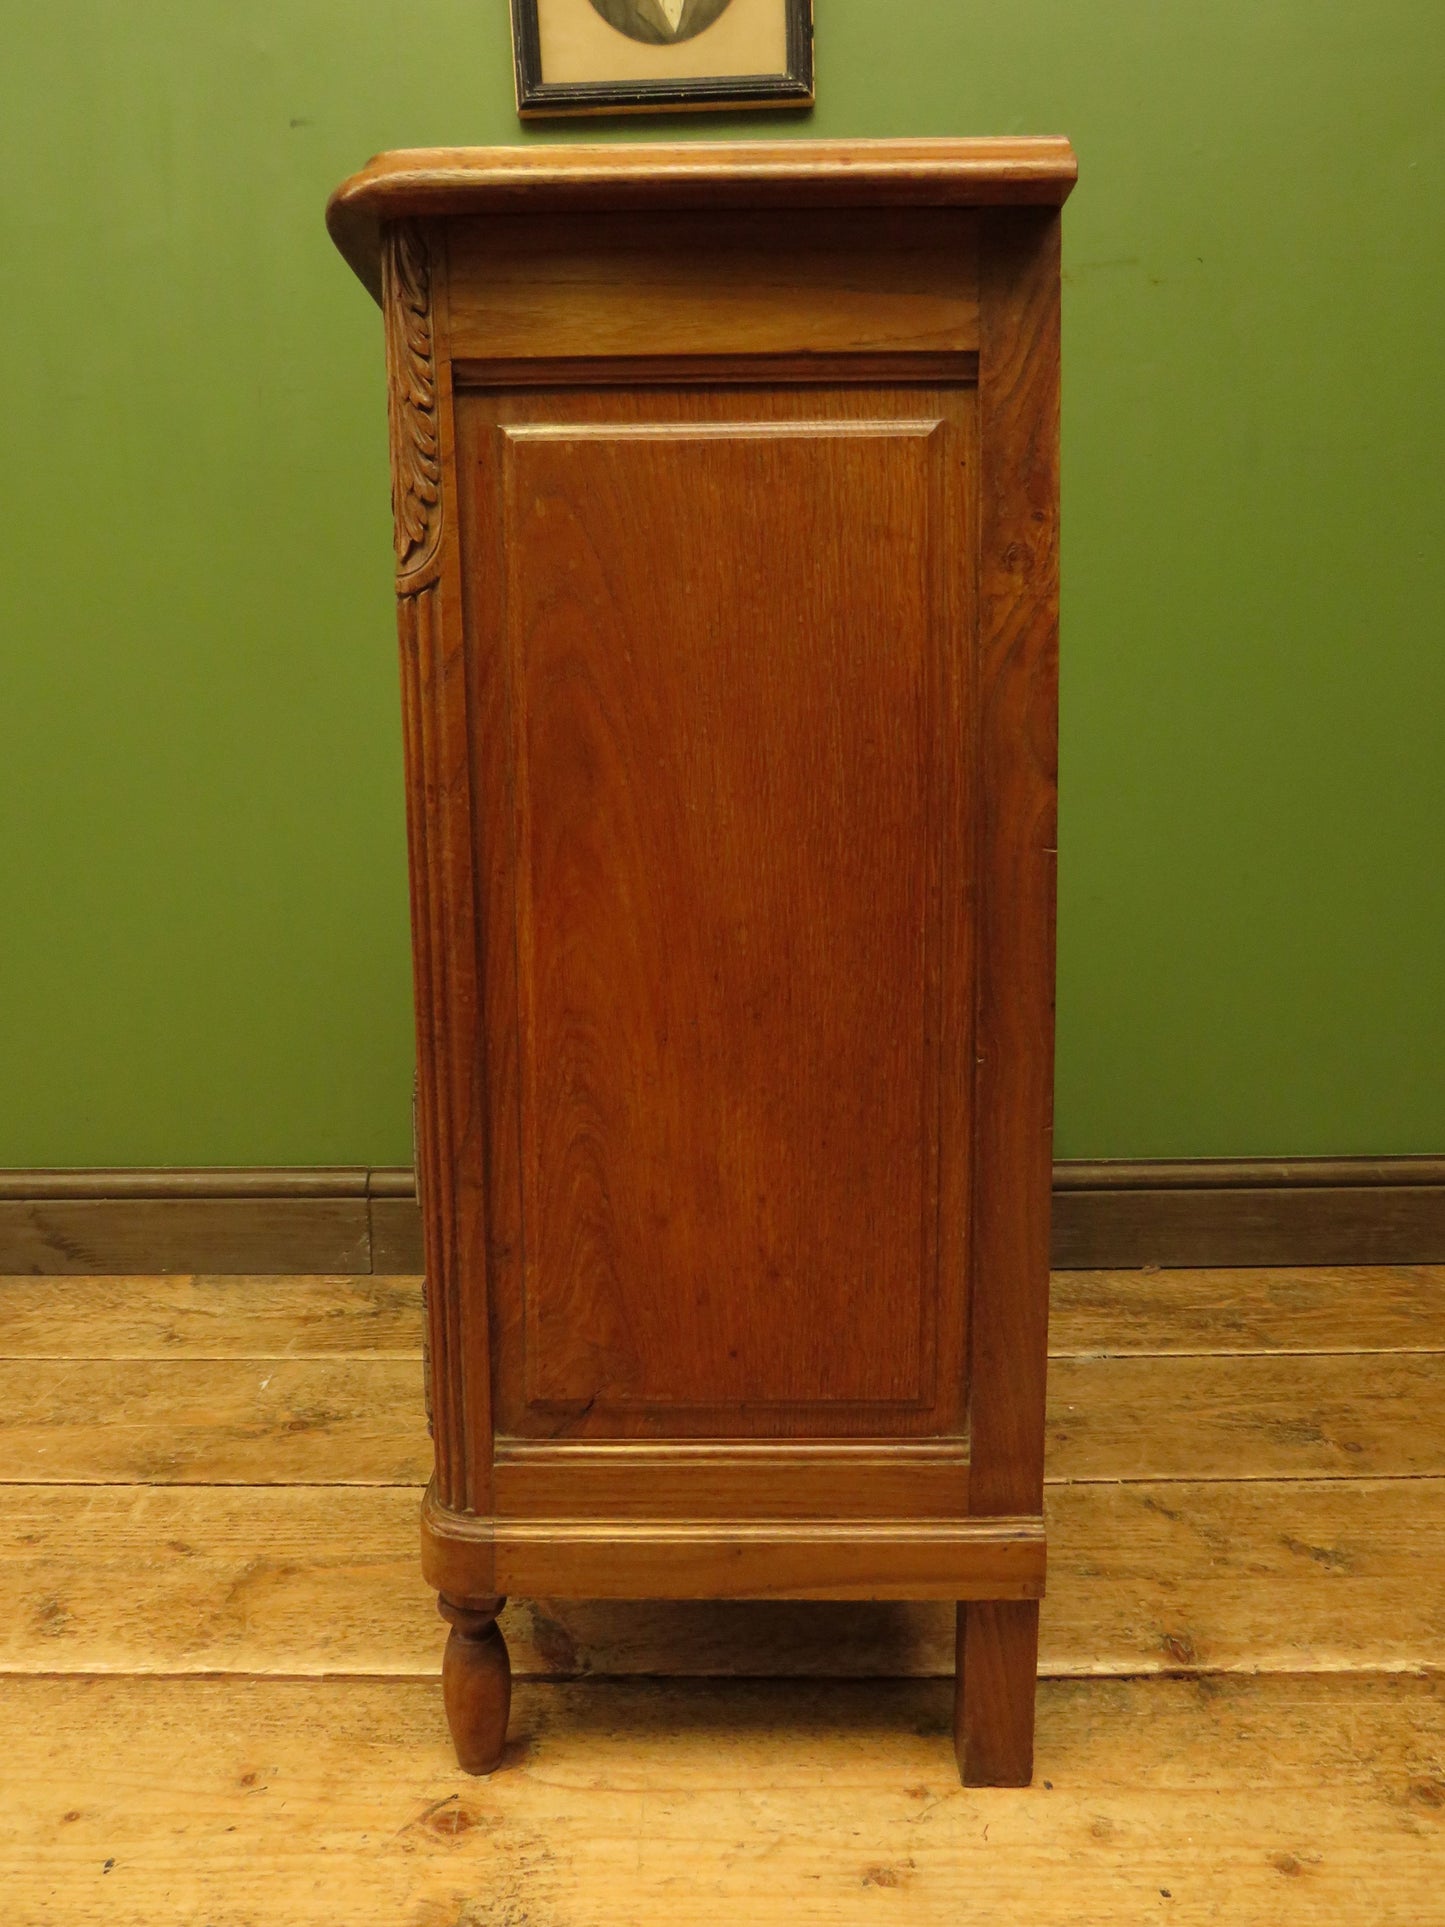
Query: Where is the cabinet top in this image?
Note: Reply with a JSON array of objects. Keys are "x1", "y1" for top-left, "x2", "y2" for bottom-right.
[{"x1": 327, "y1": 137, "x2": 1076, "y2": 300}]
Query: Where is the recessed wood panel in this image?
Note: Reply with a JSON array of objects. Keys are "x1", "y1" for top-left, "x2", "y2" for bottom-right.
[
  {"x1": 484, "y1": 397, "x2": 968, "y2": 1422},
  {"x1": 445, "y1": 211, "x2": 979, "y2": 362}
]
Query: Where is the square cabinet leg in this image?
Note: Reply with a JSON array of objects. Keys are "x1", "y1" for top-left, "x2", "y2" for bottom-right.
[{"x1": 953, "y1": 1599, "x2": 1039, "y2": 1786}]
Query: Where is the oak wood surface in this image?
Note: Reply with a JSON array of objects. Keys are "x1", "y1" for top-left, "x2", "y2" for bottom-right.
[
  {"x1": 421, "y1": 1508, "x2": 1046, "y2": 1603},
  {"x1": 328, "y1": 139, "x2": 1078, "y2": 298},
  {"x1": 965, "y1": 209, "x2": 1061, "y2": 1525},
  {"x1": 471, "y1": 386, "x2": 972, "y2": 1432},
  {"x1": 446, "y1": 211, "x2": 980, "y2": 362},
  {"x1": 491, "y1": 1440, "x2": 972, "y2": 1520},
  {"x1": 364, "y1": 157, "x2": 1071, "y2": 1779},
  {"x1": 438, "y1": 1595, "x2": 511, "y2": 1774},
  {"x1": 3, "y1": 1674, "x2": 1439, "y2": 1926},
  {"x1": 452, "y1": 350, "x2": 982, "y2": 390},
  {"x1": 390, "y1": 244, "x2": 495, "y2": 1521},
  {"x1": 4, "y1": 1476, "x2": 1440, "y2": 1680},
  {"x1": 390, "y1": 145, "x2": 1068, "y2": 1666},
  {"x1": 955, "y1": 1598, "x2": 1039, "y2": 1783}
]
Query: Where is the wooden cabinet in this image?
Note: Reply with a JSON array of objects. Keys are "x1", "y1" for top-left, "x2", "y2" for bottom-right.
[{"x1": 328, "y1": 138, "x2": 1075, "y2": 1784}]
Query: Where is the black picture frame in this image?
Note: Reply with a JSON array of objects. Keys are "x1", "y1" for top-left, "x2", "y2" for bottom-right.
[{"x1": 510, "y1": 0, "x2": 814, "y2": 119}]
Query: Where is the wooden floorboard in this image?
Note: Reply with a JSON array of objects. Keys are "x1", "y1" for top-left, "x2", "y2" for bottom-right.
[
  {"x1": 0, "y1": 1356, "x2": 430, "y2": 1484},
  {"x1": 1, "y1": 1674, "x2": 1440, "y2": 1927},
  {"x1": 3, "y1": 1478, "x2": 1440, "y2": 1681},
  {"x1": 1049, "y1": 1263, "x2": 1445, "y2": 1354},
  {"x1": 6, "y1": 1264, "x2": 1443, "y2": 1358},
  {"x1": 1046, "y1": 1351, "x2": 1445, "y2": 1481},
  {"x1": 1, "y1": 1266, "x2": 1439, "y2": 1923},
  {"x1": 0, "y1": 1272, "x2": 424, "y2": 1358},
  {"x1": 3, "y1": 1349, "x2": 1440, "y2": 1484}
]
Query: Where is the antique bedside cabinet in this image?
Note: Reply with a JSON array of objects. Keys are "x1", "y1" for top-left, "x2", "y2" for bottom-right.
[{"x1": 327, "y1": 138, "x2": 1074, "y2": 1785}]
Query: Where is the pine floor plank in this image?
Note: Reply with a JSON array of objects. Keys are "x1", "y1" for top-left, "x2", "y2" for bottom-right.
[
  {"x1": 4, "y1": 1478, "x2": 1440, "y2": 1681},
  {"x1": 0, "y1": 1358, "x2": 430, "y2": 1485},
  {"x1": 0, "y1": 1273, "x2": 423, "y2": 1358},
  {"x1": 1047, "y1": 1351, "x2": 1445, "y2": 1480},
  {"x1": 6, "y1": 1265, "x2": 1441, "y2": 1365},
  {"x1": 2, "y1": 1268, "x2": 1438, "y2": 1923},
  {"x1": 5, "y1": 1350, "x2": 1440, "y2": 1485},
  {"x1": 1, "y1": 1674, "x2": 1439, "y2": 1927},
  {"x1": 1050, "y1": 1264, "x2": 1445, "y2": 1355}
]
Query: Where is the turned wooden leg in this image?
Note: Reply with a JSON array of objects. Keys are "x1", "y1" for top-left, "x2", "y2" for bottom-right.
[
  {"x1": 439, "y1": 1595, "x2": 511, "y2": 1774},
  {"x1": 953, "y1": 1599, "x2": 1039, "y2": 1786}
]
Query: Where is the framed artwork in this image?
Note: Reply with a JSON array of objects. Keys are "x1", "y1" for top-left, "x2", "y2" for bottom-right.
[{"x1": 509, "y1": 0, "x2": 813, "y2": 119}]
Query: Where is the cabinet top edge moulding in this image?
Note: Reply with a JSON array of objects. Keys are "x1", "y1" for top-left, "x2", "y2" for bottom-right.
[{"x1": 327, "y1": 137, "x2": 1077, "y2": 299}]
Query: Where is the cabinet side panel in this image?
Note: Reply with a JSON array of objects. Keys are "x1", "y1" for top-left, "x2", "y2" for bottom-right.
[
  {"x1": 506, "y1": 415, "x2": 938, "y2": 1412},
  {"x1": 968, "y1": 211, "x2": 1061, "y2": 1517}
]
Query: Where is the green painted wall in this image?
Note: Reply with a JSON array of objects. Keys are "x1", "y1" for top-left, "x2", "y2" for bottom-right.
[{"x1": 2, "y1": 1, "x2": 1441, "y2": 1167}]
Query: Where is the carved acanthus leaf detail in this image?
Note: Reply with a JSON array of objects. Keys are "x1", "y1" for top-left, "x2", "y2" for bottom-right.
[{"x1": 383, "y1": 223, "x2": 442, "y2": 581}]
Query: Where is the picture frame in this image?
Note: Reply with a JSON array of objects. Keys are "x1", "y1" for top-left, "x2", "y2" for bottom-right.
[{"x1": 509, "y1": 0, "x2": 813, "y2": 119}]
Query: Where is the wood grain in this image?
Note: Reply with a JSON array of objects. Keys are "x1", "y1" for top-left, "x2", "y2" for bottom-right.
[
  {"x1": 328, "y1": 139, "x2": 1079, "y2": 299},
  {"x1": 5, "y1": 1477, "x2": 1439, "y2": 1680},
  {"x1": 491, "y1": 1440, "x2": 972, "y2": 1520},
  {"x1": 966, "y1": 208, "x2": 1062, "y2": 1523},
  {"x1": 446, "y1": 210, "x2": 979, "y2": 361},
  {"x1": 5, "y1": 1162, "x2": 1441, "y2": 1275},
  {"x1": 452, "y1": 350, "x2": 981, "y2": 389},
  {"x1": 955, "y1": 1598, "x2": 1039, "y2": 1783},
  {"x1": 1050, "y1": 1263, "x2": 1445, "y2": 1355},
  {"x1": 4, "y1": 1350, "x2": 1440, "y2": 1485},
  {"x1": 352, "y1": 151, "x2": 1065, "y2": 1768},
  {"x1": 0, "y1": 1166, "x2": 398, "y2": 1277},
  {"x1": 1054, "y1": 1174, "x2": 1445, "y2": 1268},
  {"x1": 367, "y1": 1197, "x2": 425, "y2": 1273},
  {"x1": 422, "y1": 1507, "x2": 1045, "y2": 1604},
  {"x1": 4, "y1": 1251, "x2": 1440, "y2": 1908},
  {"x1": 1047, "y1": 1351, "x2": 1445, "y2": 1481},
  {"x1": 509, "y1": 1476, "x2": 1445, "y2": 1682},
  {"x1": 438, "y1": 1594, "x2": 510, "y2": 1774},
  {"x1": 495, "y1": 398, "x2": 966, "y2": 1423},
  {"x1": 7, "y1": 1265, "x2": 1442, "y2": 1363},
  {"x1": 390, "y1": 235, "x2": 495, "y2": 1518},
  {"x1": 0, "y1": 1273, "x2": 423, "y2": 1358},
  {"x1": 0, "y1": 1197, "x2": 370, "y2": 1276},
  {"x1": 0, "y1": 1358, "x2": 430, "y2": 1485},
  {"x1": 2, "y1": 1675, "x2": 1439, "y2": 1926}
]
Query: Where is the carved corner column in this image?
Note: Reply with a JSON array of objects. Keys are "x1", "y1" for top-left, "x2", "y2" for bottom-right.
[
  {"x1": 382, "y1": 221, "x2": 458, "y2": 1504},
  {"x1": 383, "y1": 221, "x2": 505, "y2": 1770}
]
